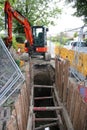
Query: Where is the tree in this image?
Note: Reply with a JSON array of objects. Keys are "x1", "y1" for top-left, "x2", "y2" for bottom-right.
[
  {"x1": 14, "y1": 0, "x2": 61, "y2": 33},
  {"x1": 74, "y1": 32, "x2": 78, "y2": 38},
  {"x1": 17, "y1": 0, "x2": 61, "y2": 26},
  {"x1": 0, "y1": 0, "x2": 61, "y2": 33},
  {"x1": 66, "y1": 0, "x2": 87, "y2": 23}
]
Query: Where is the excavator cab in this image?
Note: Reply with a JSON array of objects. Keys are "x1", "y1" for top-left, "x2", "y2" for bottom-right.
[{"x1": 32, "y1": 26, "x2": 48, "y2": 56}]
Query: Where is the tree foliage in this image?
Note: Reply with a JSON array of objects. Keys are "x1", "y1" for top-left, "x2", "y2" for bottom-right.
[
  {"x1": 14, "y1": 0, "x2": 61, "y2": 33},
  {"x1": 74, "y1": 32, "x2": 78, "y2": 38},
  {"x1": 49, "y1": 33, "x2": 69, "y2": 45},
  {"x1": 66, "y1": 0, "x2": 87, "y2": 23},
  {"x1": 0, "y1": 0, "x2": 17, "y2": 30},
  {"x1": 0, "y1": 0, "x2": 61, "y2": 33}
]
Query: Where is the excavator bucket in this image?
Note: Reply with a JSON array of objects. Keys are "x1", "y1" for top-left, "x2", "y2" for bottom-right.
[{"x1": 0, "y1": 38, "x2": 25, "y2": 106}]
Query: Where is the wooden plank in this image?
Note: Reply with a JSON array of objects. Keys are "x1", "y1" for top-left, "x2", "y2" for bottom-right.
[
  {"x1": 25, "y1": 68, "x2": 30, "y2": 101},
  {"x1": 55, "y1": 57, "x2": 58, "y2": 89},
  {"x1": 67, "y1": 82, "x2": 74, "y2": 115},
  {"x1": 25, "y1": 68, "x2": 31, "y2": 128},
  {"x1": 77, "y1": 100, "x2": 87, "y2": 130},
  {"x1": 20, "y1": 84, "x2": 30, "y2": 130},
  {"x1": 58, "y1": 61, "x2": 62, "y2": 99},
  {"x1": 20, "y1": 86, "x2": 27, "y2": 130},
  {"x1": 69, "y1": 83, "x2": 76, "y2": 118},
  {"x1": 69, "y1": 87, "x2": 77, "y2": 123},
  {"x1": 56, "y1": 60, "x2": 59, "y2": 95},
  {"x1": 13, "y1": 83, "x2": 30, "y2": 130},
  {"x1": 15, "y1": 95, "x2": 23, "y2": 130},
  {"x1": 66, "y1": 87, "x2": 70, "y2": 113},
  {"x1": 55, "y1": 57, "x2": 60, "y2": 91},
  {"x1": 27, "y1": 87, "x2": 33, "y2": 130},
  {"x1": 57, "y1": 60, "x2": 60, "y2": 94},
  {"x1": 63, "y1": 60, "x2": 69, "y2": 103},
  {"x1": 60, "y1": 61, "x2": 64, "y2": 101},
  {"x1": 24, "y1": 84, "x2": 30, "y2": 121},
  {"x1": 59, "y1": 62, "x2": 63, "y2": 99},
  {"x1": 72, "y1": 89, "x2": 82, "y2": 130}
]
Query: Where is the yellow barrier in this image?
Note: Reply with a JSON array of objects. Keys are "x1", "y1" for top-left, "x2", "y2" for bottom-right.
[
  {"x1": 82, "y1": 53, "x2": 87, "y2": 77},
  {"x1": 54, "y1": 46, "x2": 87, "y2": 78},
  {"x1": 67, "y1": 50, "x2": 75, "y2": 66},
  {"x1": 76, "y1": 53, "x2": 83, "y2": 73},
  {"x1": 60, "y1": 47, "x2": 68, "y2": 59},
  {"x1": 54, "y1": 45, "x2": 60, "y2": 55},
  {"x1": 17, "y1": 43, "x2": 25, "y2": 53}
]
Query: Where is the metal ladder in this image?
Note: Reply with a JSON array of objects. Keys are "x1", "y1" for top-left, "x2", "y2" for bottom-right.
[
  {"x1": 27, "y1": 61, "x2": 64, "y2": 130},
  {"x1": 33, "y1": 84, "x2": 63, "y2": 130}
]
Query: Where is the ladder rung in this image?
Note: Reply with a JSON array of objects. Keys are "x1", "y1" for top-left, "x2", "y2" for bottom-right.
[
  {"x1": 33, "y1": 106, "x2": 62, "y2": 111},
  {"x1": 35, "y1": 122, "x2": 58, "y2": 130},
  {"x1": 35, "y1": 117, "x2": 59, "y2": 122},
  {"x1": 34, "y1": 96, "x2": 53, "y2": 100},
  {"x1": 34, "y1": 85, "x2": 54, "y2": 88}
]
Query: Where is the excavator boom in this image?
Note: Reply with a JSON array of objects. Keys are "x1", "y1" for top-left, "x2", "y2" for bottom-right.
[{"x1": 4, "y1": 0, "x2": 33, "y2": 48}]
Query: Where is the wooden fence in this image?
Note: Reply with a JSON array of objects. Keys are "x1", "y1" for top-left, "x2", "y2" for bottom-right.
[
  {"x1": 6, "y1": 65, "x2": 30, "y2": 130},
  {"x1": 55, "y1": 57, "x2": 87, "y2": 130}
]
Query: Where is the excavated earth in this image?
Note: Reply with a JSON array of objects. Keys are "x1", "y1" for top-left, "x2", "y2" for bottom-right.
[{"x1": 34, "y1": 64, "x2": 55, "y2": 85}]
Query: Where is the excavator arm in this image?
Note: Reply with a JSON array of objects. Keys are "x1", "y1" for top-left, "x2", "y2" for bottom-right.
[{"x1": 4, "y1": 0, "x2": 33, "y2": 49}]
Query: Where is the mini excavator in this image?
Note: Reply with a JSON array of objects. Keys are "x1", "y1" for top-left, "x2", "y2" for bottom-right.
[{"x1": 4, "y1": 1, "x2": 50, "y2": 60}]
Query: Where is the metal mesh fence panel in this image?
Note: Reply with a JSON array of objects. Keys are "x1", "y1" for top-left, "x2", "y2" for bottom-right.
[{"x1": 0, "y1": 38, "x2": 25, "y2": 106}]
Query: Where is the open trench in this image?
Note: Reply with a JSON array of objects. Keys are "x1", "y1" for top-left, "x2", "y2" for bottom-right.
[{"x1": 33, "y1": 63, "x2": 60, "y2": 130}]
